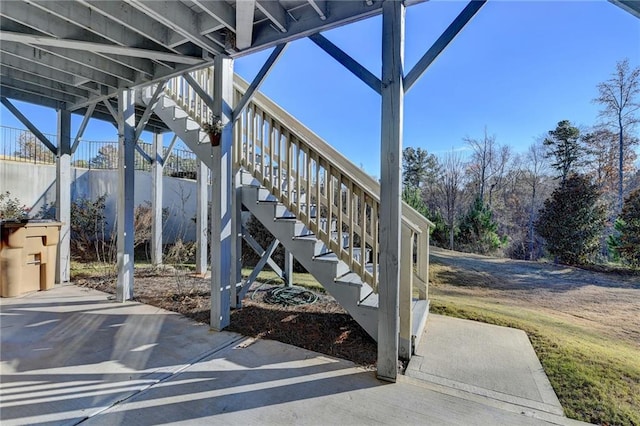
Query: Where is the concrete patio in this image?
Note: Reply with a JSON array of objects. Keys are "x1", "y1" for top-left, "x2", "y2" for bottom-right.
[{"x1": 0, "y1": 285, "x2": 586, "y2": 425}]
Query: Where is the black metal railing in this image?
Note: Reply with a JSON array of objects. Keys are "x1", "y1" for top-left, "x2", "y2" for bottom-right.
[{"x1": 1, "y1": 126, "x2": 199, "y2": 179}]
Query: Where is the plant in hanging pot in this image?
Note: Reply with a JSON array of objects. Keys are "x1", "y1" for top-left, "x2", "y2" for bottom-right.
[{"x1": 203, "y1": 116, "x2": 224, "y2": 146}]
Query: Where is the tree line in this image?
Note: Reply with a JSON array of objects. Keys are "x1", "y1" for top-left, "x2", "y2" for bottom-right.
[{"x1": 402, "y1": 59, "x2": 640, "y2": 267}]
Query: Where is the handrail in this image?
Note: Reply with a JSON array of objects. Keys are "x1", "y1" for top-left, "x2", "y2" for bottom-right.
[{"x1": 164, "y1": 69, "x2": 432, "y2": 296}]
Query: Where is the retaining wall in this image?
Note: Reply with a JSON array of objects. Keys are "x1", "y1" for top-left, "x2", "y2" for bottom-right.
[{"x1": 0, "y1": 160, "x2": 204, "y2": 243}]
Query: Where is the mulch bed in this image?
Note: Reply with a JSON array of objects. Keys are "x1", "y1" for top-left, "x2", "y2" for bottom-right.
[{"x1": 74, "y1": 267, "x2": 377, "y2": 368}]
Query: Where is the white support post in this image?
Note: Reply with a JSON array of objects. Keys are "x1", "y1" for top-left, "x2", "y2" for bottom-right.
[
  {"x1": 116, "y1": 89, "x2": 136, "y2": 302},
  {"x1": 210, "y1": 55, "x2": 234, "y2": 330},
  {"x1": 151, "y1": 132, "x2": 163, "y2": 266},
  {"x1": 56, "y1": 108, "x2": 71, "y2": 284},
  {"x1": 284, "y1": 248, "x2": 293, "y2": 287},
  {"x1": 230, "y1": 170, "x2": 242, "y2": 307},
  {"x1": 399, "y1": 226, "x2": 413, "y2": 361},
  {"x1": 196, "y1": 160, "x2": 208, "y2": 275},
  {"x1": 377, "y1": 0, "x2": 405, "y2": 383}
]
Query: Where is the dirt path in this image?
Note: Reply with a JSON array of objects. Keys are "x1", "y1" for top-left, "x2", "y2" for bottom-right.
[{"x1": 430, "y1": 247, "x2": 640, "y2": 347}]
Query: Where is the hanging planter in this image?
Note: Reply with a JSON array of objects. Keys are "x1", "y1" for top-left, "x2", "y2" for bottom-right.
[
  {"x1": 208, "y1": 131, "x2": 221, "y2": 146},
  {"x1": 203, "y1": 116, "x2": 224, "y2": 147}
]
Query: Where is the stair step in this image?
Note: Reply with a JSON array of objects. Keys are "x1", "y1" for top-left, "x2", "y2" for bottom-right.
[
  {"x1": 312, "y1": 252, "x2": 350, "y2": 277},
  {"x1": 412, "y1": 299, "x2": 430, "y2": 348},
  {"x1": 273, "y1": 217, "x2": 308, "y2": 236},
  {"x1": 257, "y1": 187, "x2": 276, "y2": 201},
  {"x1": 273, "y1": 203, "x2": 294, "y2": 218},
  {"x1": 334, "y1": 272, "x2": 363, "y2": 287},
  {"x1": 289, "y1": 234, "x2": 330, "y2": 258},
  {"x1": 240, "y1": 171, "x2": 260, "y2": 186},
  {"x1": 171, "y1": 105, "x2": 189, "y2": 119},
  {"x1": 359, "y1": 290, "x2": 378, "y2": 309}
]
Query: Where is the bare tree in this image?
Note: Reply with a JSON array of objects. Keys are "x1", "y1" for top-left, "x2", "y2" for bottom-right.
[
  {"x1": 438, "y1": 150, "x2": 465, "y2": 250},
  {"x1": 523, "y1": 141, "x2": 549, "y2": 260},
  {"x1": 465, "y1": 127, "x2": 511, "y2": 207},
  {"x1": 594, "y1": 58, "x2": 640, "y2": 211},
  {"x1": 14, "y1": 131, "x2": 55, "y2": 164},
  {"x1": 582, "y1": 127, "x2": 619, "y2": 193},
  {"x1": 487, "y1": 144, "x2": 512, "y2": 208}
]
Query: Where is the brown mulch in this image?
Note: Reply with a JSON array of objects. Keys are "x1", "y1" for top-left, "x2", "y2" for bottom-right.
[{"x1": 74, "y1": 267, "x2": 377, "y2": 368}]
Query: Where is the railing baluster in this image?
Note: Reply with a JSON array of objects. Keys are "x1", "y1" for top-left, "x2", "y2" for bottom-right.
[
  {"x1": 268, "y1": 116, "x2": 275, "y2": 192},
  {"x1": 250, "y1": 106, "x2": 257, "y2": 175},
  {"x1": 348, "y1": 183, "x2": 355, "y2": 272},
  {"x1": 294, "y1": 139, "x2": 301, "y2": 216},
  {"x1": 284, "y1": 129, "x2": 292, "y2": 206},
  {"x1": 258, "y1": 108, "x2": 265, "y2": 183},
  {"x1": 306, "y1": 148, "x2": 312, "y2": 224},
  {"x1": 327, "y1": 165, "x2": 335, "y2": 250},
  {"x1": 372, "y1": 201, "x2": 378, "y2": 291},
  {"x1": 360, "y1": 191, "x2": 367, "y2": 279},
  {"x1": 315, "y1": 155, "x2": 322, "y2": 236},
  {"x1": 336, "y1": 173, "x2": 344, "y2": 257}
]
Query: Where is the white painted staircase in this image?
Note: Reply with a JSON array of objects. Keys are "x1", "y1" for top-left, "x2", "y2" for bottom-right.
[{"x1": 141, "y1": 70, "x2": 432, "y2": 357}]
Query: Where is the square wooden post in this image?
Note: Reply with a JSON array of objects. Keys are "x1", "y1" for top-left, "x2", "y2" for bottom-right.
[
  {"x1": 151, "y1": 132, "x2": 164, "y2": 266},
  {"x1": 56, "y1": 108, "x2": 71, "y2": 284},
  {"x1": 116, "y1": 89, "x2": 136, "y2": 302},
  {"x1": 210, "y1": 55, "x2": 234, "y2": 330},
  {"x1": 377, "y1": 0, "x2": 405, "y2": 382},
  {"x1": 196, "y1": 160, "x2": 208, "y2": 275}
]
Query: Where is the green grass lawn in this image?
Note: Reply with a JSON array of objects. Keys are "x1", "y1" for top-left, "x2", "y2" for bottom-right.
[{"x1": 430, "y1": 289, "x2": 640, "y2": 425}]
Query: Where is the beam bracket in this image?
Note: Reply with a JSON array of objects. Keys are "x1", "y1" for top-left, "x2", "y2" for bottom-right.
[
  {"x1": 309, "y1": 33, "x2": 382, "y2": 95},
  {"x1": 232, "y1": 43, "x2": 288, "y2": 122},
  {"x1": 1, "y1": 97, "x2": 57, "y2": 154}
]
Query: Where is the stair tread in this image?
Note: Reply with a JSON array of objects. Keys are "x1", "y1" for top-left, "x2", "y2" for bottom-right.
[
  {"x1": 359, "y1": 291, "x2": 378, "y2": 308},
  {"x1": 313, "y1": 251, "x2": 338, "y2": 261},
  {"x1": 335, "y1": 272, "x2": 363, "y2": 287},
  {"x1": 274, "y1": 217, "x2": 299, "y2": 222},
  {"x1": 313, "y1": 251, "x2": 340, "y2": 262}
]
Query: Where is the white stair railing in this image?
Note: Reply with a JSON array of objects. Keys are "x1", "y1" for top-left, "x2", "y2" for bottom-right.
[{"x1": 164, "y1": 68, "x2": 433, "y2": 300}]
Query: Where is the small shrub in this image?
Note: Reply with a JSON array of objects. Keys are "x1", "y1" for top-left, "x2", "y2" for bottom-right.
[
  {"x1": 70, "y1": 194, "x2": 112, "y2": 262},
  {"x1": 0, "y1": 191, "x2": 29, "y2": 220},
  {"x1": 457, "y1": 197, "x2": 505, "y2": 254},
  {"x1": 165, "y1": 238, "x2": 197, "y2": 265}
]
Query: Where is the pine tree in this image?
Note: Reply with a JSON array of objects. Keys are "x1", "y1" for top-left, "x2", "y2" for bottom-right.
[
  {"x1": 402, "y1": 186, "x2": 429, "y2": 218},
  {"x1": 543, "y1": 120, "x2": 582, "y2": 185},
  {"x1": 457, "y1": 197, "x2": 504, "y2": 254},
  {"x1": 535, "y1": 174, "x2": 606, "y2": 265},
  {"x1": 617, "y1": 189, "x2": 640, "y2": 267},
  {"x1": 402, "y1": 147, "x2": 439, "y2": 189}
]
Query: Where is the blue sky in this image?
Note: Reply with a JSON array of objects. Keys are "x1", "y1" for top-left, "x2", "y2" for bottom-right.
[{"x1": 2, "y1": 0, "x2": 639, "y2": 176}]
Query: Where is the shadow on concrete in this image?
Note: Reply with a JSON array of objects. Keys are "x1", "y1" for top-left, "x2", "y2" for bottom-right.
[{"x1": 0, "y1": 286, "x2": 382, "y2": 425}]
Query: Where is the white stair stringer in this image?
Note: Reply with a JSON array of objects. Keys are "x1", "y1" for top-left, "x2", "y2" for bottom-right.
[{"x1": 241, "y1": 182, "x2": 379, "y2": 340}]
